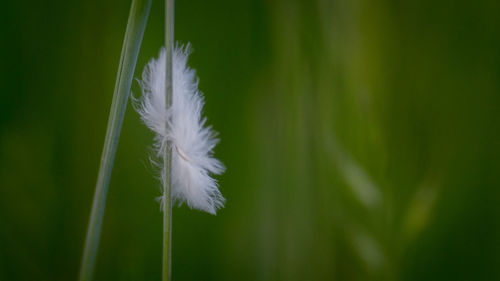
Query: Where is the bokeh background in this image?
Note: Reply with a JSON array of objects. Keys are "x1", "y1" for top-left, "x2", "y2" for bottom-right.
[{"x1": 1, "y1": 0, "x2": 500, "y2": 280}]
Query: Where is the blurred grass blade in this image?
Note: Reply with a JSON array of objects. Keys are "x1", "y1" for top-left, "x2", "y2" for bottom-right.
[{"x1": 79, "y1": 0, "x2": 152, "y2": 280}]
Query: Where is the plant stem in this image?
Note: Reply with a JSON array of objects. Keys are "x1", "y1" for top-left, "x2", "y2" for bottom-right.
[
  {"x1": 79, "y1": 1, "x2": 152, "y2": 280},
  {"x1": 163, "y1": 0, "x2": 174, "y2": 280}
]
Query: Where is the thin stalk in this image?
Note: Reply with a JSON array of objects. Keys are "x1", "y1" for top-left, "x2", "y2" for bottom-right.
[
  {"x1": 79, "y1": 0, "x2": 152, "y2": 280},
  {"x1": 163, "y1": 0, "x2": 174, "y2": 280}
]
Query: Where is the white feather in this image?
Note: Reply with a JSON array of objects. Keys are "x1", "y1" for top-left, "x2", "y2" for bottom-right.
[{"x1": 135, "y1": 43, "x2": 225, "y2": 214}]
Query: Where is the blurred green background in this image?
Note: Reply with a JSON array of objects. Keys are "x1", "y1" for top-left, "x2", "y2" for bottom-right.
[{"x1": 1, "y1": 0, "x2": 500, "y2": 280}]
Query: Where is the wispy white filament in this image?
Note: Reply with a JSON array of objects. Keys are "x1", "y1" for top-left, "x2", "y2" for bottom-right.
[{"x1": 136, "y1": 43, "x2": 225, "y2": 214}]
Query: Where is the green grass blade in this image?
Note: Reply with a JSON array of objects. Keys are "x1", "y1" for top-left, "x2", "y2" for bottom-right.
[
  {"x1": 163, "y1": 1, "x2": 174, "y2": 281},
  {"x1": 79, "y1": 1, "x2": 152, "y2": 280}
]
